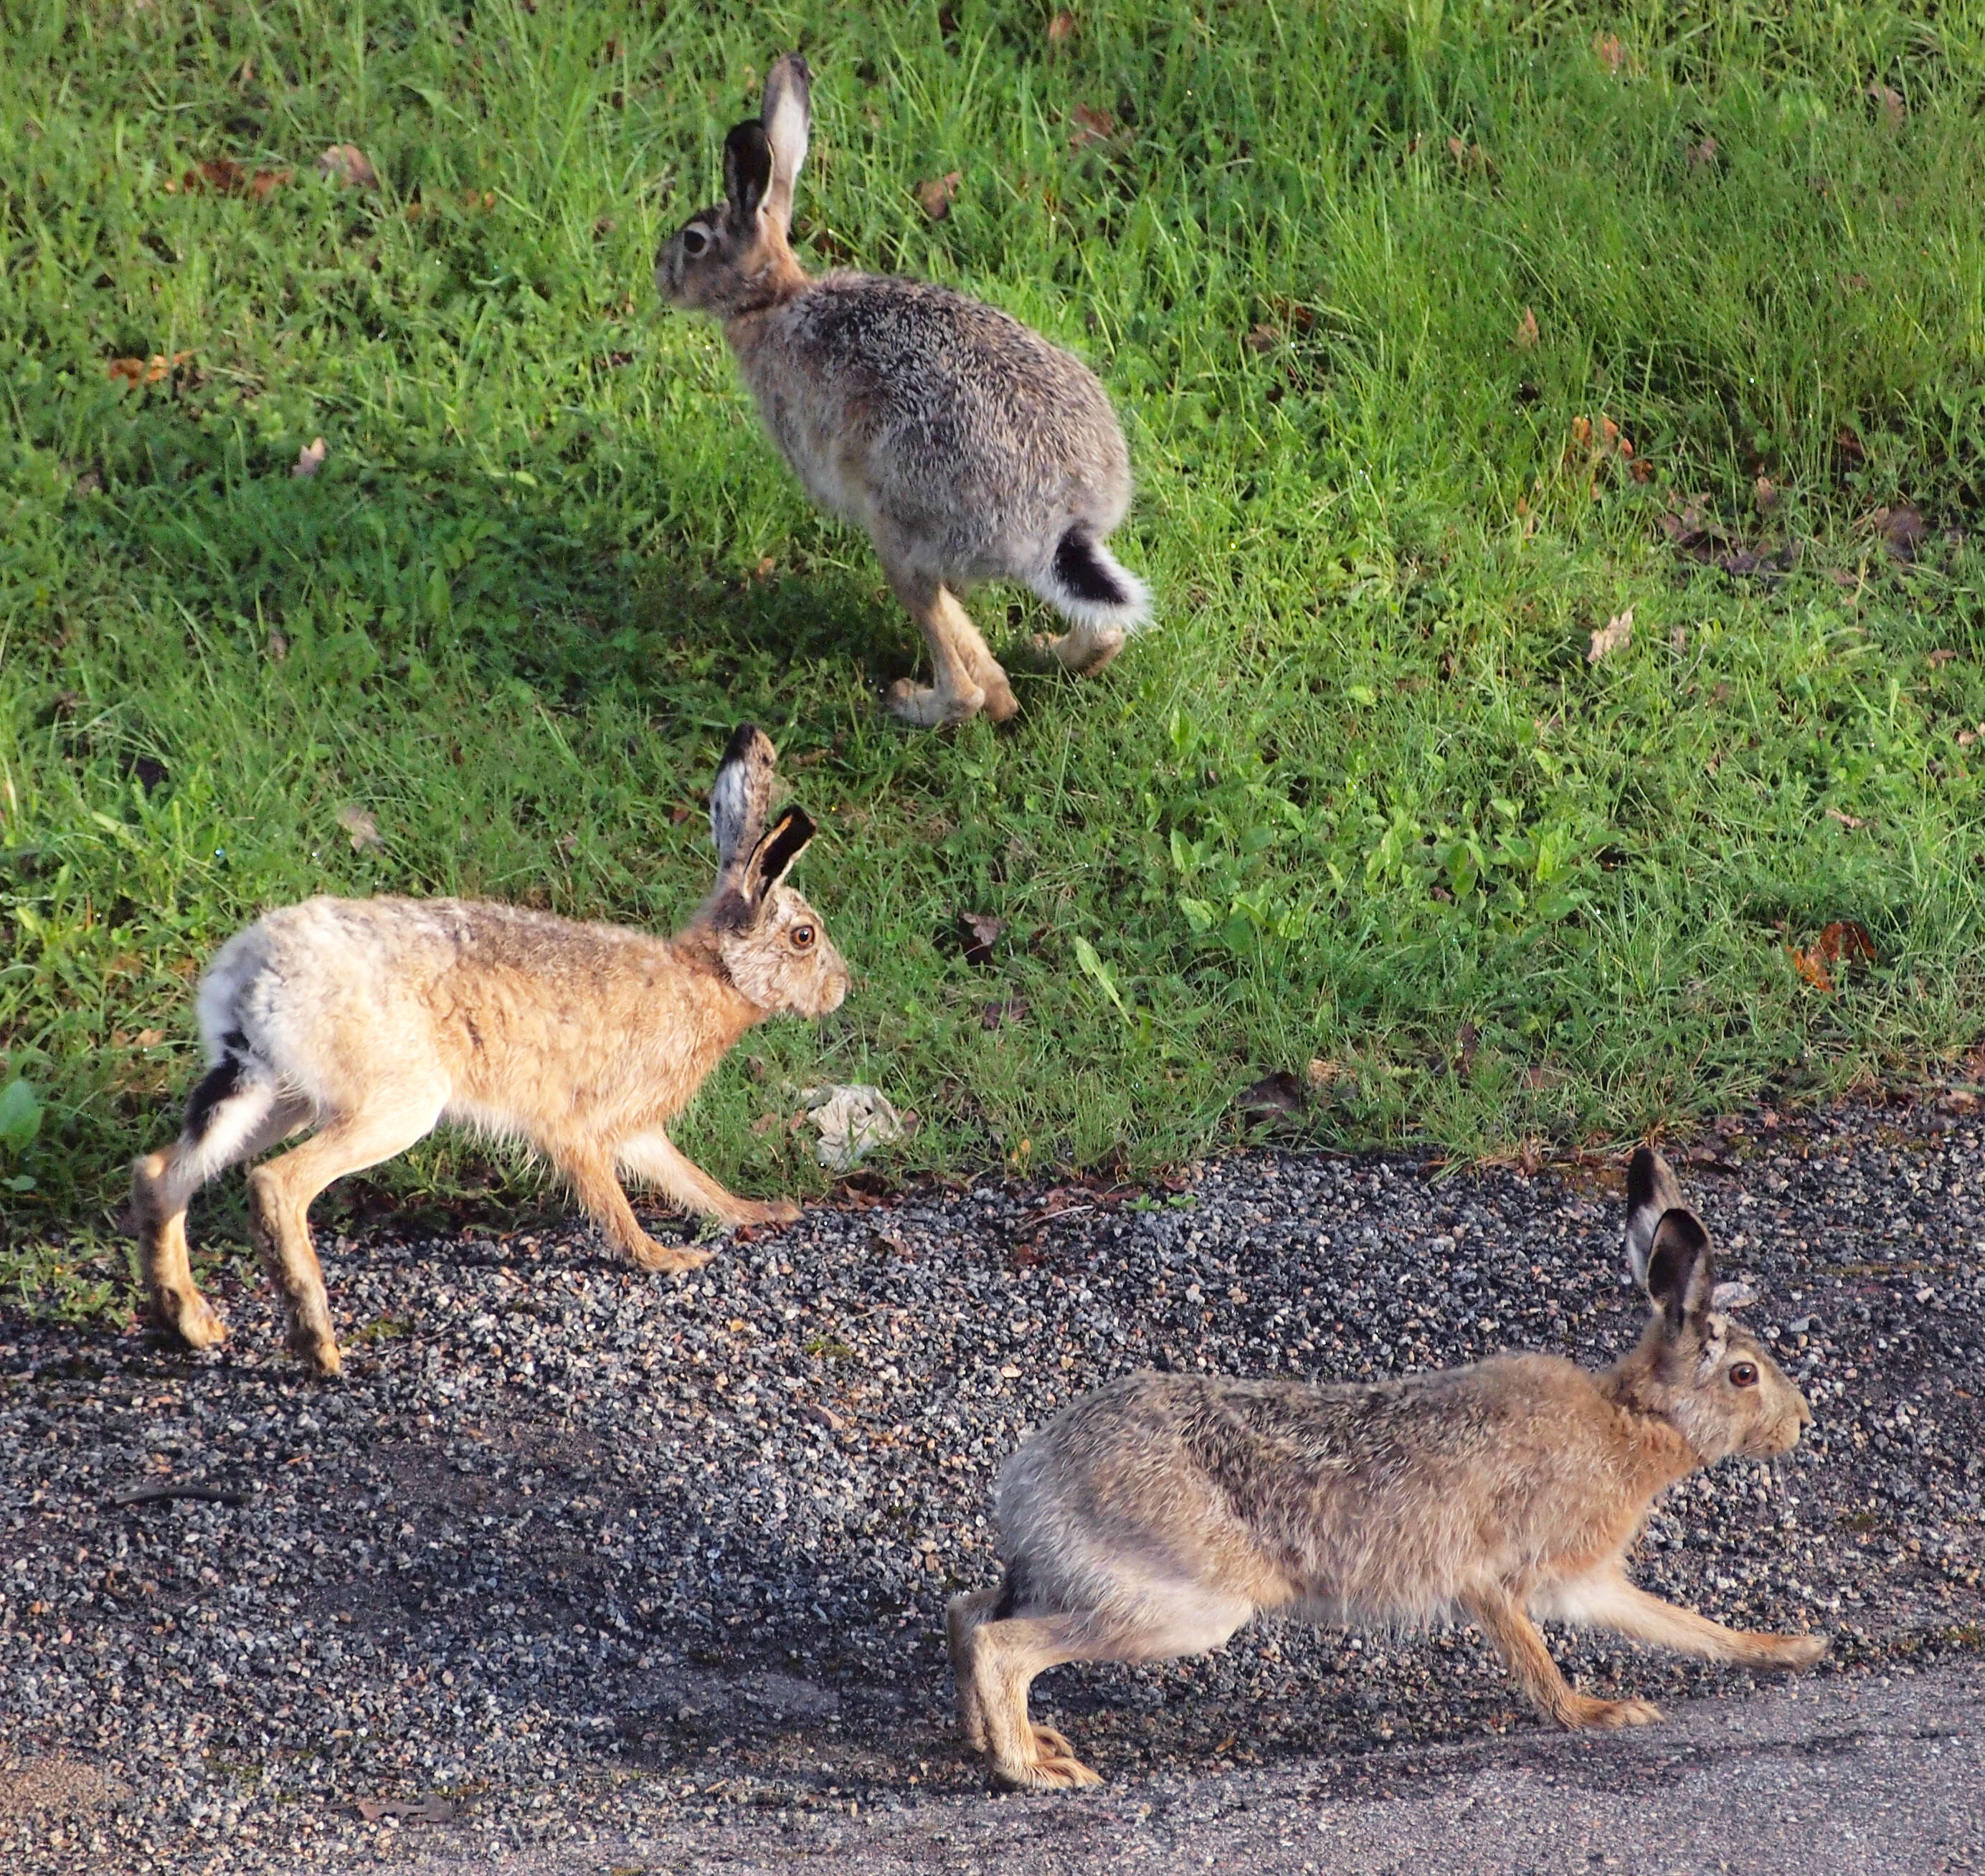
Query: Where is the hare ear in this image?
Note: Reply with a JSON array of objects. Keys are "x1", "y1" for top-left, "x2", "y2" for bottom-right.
[
  {"x1": 1624, "y1": 1146, "x2": 1686, "y2": 1289},
  {"x1": 710, "y1": 723, "x2": 778, "y2": 882},
  {"x1": 723, "y1": 119, "x2": 774, "y2": 232},
  {"x1": 760, "y1": 52, "x2": 811, "y2": 234},
  {"x1": 1642, "y1": 1208, "x2": 1716, "y2": 1331},
  {"x1": 742, "y1": 806, "x2": 816, "y2": 914}
]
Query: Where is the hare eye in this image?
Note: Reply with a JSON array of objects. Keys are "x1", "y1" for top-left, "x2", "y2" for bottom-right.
[
  {"x1": 791, "y1": 924, "x2": 815, "y2": 949},
  {"x1": 681, "y1": 225, "x2": 709, "y2": 257},
  {"x1": 1730, "y1": 1361, "x2": 1759, "y2": 1388}
]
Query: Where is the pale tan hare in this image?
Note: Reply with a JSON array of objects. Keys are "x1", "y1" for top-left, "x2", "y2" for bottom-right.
[
  {"x1": 656, "y1": 53, "x2": 1148, "y2": 729},
  {"x1": 131, "y1": 725, "x2": 847, "y2": 1377},
  {"x1": 950, "y1": 1148, "x2": 1827, "y2": 1789}
]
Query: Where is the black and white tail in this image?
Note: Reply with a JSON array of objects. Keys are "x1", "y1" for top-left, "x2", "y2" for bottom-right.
[{"x1": 1031, "y1": 526, "x2": 1151, "y2": 633}]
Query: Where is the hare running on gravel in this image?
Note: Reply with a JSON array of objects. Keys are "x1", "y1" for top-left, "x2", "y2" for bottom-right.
[
  {"x1": 949, "y1": 1147, "x2": 1828, "y2": 1789},
  {"x1": 656, "y1": 53, "x2": 1148, "y2": 729},
  {"x1": 131, "y1": 725, "x2": 848, "y2": 1378}
]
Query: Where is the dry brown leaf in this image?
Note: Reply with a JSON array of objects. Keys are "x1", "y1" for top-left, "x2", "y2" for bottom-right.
[
  {"x1": 1047, "y1": 10, "x2": 1076, "y2": 48},
  {"x1": 1069, "y1": 103, "x2": 1117, "y2": 150},
  {"x1": 1786, "y1": 920, "x2": 1877, "y2": 993},
  {"x1": 1244, "y1": 322, "x2": 1279, "y2": 354},
  {"x1": 318, "y1": 143, "x2": 379, "y2": 189},
  {"x1": 1826, "y1": 807, "x2": 1866, "y2": 830},
  {"x1": 981, "y1": 995, "x2": 1029, "y2": 1031},
  {"x1": 336, "y1": 805, "x2": 382, "y2": 851},
  {"x1": 1867, "y1": 82, "x2": 1905, "y2": 129},
  {"x1": 1687, "y1": 136, "x2": 1718, "y2": 171},
  {"x1": 1588, "y1": 606, "x2": 1634, "y2": 663},
  {"x1": 1593, "y1": 32, "x2": 1626, "y2": 74},
  {"x1": 293, "y1": 436, "x2": 328, "y2": 479},
  {"x1": 957, "y1": 912, "x2": 1005, "y2": 966},
  {"x1": 1514, "y1": 305, "x2": 1539, "y2": 350},
  {"x1": 1753, "y1": 475, "x2": 1778, "y2": 512},
  {"x1": 915, "y1": 170, "x2": 962, "y2": 221},
  {"x1": 1304, "y1": 1058, "x2": 1340, "y2": 1089},
  {"x1": 247, "y1": 166, "x2": 291, "y2": 202},
  {"x1": 1928, "y1": 648, "x2": 1958, "y2": 668},
  {"x1": 108, "y1": 352, "x2": 191, "y2": 387}
]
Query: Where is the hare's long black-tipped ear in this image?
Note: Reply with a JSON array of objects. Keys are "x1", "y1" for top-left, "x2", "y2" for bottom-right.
[
  {"x1": 710, "y1": 724, "x2": 777, "y2": 888},
  {"x1": 723, "y1": 119, "x2": 774, "y2": 233},
  {"x1": 1624, "y1": 1145, "x2": 1687, "y2": 1289},
  {"x1": 760, "y1": 52, "x2": 810, "y2": 234},
  {"x1": 742, "y1": 805, "x2": 815, "y2": 915},
  {"x1": 1642, "y1": 1208, "x2": 1716, "y2": 1332}
]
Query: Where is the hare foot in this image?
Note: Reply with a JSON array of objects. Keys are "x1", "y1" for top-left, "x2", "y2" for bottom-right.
[
  {"x1": 1754, "y1": 1633, "x2": 1829, "y2": 1670},
  {"x1": 1033, "y1": 623, "x2": 1127, "y2": 676},
  {"x1": 993, "y1": 1725, "x2": 1103, "y2": 1790},
  {"x1": 886, "y1": 676, "x2": 985, "y2": 727},
  {"x1": 629, "y1": 1234, "x2": 714, "y2": 1274},
  {"x1": 1559, "y1": 1694, "x2": 1662, "y2": 1730},
  {"x1": 155, "y1": 1289, "x2": 229, "y2": 1350}
]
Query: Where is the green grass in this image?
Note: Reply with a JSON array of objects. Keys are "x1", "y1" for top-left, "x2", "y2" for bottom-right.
[{"x1": 6, "y1": 1, "x2": 1985, "y2": 1311}]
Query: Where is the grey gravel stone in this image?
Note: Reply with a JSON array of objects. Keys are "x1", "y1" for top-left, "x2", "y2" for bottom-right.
[{"x1": 0, "y1": 1102, "x2": 1979, "y2": 1871}]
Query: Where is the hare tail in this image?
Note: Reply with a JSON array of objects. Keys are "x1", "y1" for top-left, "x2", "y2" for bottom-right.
[{"x1": 1031, "y1": 526, "x2": 1150, "y2": 634}]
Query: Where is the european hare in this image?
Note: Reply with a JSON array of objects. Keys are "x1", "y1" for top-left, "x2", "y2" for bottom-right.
[
  {"x1": 131, "y1": 725, "x2": 847, "y2": 1376},
  {"x1": 950, "y1": 1148, "x2": 1827, "y2": 1788},
  {"x1": 656, "y1": 53, "x2": 1148, "y2": 729}
]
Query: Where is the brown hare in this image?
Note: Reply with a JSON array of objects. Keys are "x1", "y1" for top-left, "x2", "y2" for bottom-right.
[
  {"x1": 949, "y1": 1147, "x2": 1827, "y2": 1789},
  {"x1": 131, "y1": 724, "x2": 848, "y2": 1377},
  {"x1": 656, "y1": 53, "x2": 1148, "y2": 729}
]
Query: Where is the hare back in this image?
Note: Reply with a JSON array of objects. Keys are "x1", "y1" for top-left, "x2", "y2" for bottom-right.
[
  {"x1": 733, "y1": 275, "x2": 1131, "y2": 574},
  {"x1": 196, "y1": 896, "x2": 739, "y2": 1140},
  {"x1": 998, "y1": 1363, "x2": 1685, "y2": 1630}
]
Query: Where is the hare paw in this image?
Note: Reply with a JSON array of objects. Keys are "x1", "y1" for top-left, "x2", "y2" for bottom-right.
[
  {"x1": 886, "y1": 677, "x2": 984, "y2": 727},
  {"x1": 631, "y1": 1236, "x2": 713, "y2": 1274},
  {"x1": 1562, "y1": 1695, "x2": 1662, "y2": 1730},
  {"x1": 1032, "y1": 625, "x2": 1126, "y2": 676},
  {"x1": 973, "y1": 660, "x2": 1019, "y2": 724},
  {"x1": 739, "y1": 1198, "x2": 803, "y2": 1228},
  {"x1": 158, "y1": 1292, "x2": 229, "y2": 1350},
  {"x1": 995, "y1": 1728, "x2": 1102, "y2": 1789},
  {"x1": 1760, "y1": 1633, "x2": 1829, "y2": 1671},
  {"x1": 293, "y1": 1331, "x2": 342, "y2": 1380}
]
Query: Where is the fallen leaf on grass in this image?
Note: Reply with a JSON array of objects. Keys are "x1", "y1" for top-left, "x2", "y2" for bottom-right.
[
  {"x1": 1234, "y1": 1070, "x2": 1307, "y2": 1127},
  {"x1": 292, "y1": 436, "x2": 327, "y2": 478},
  {"x1": 981, "y1": 996, "x2": 1029, "y2": 1031},
  {"x1": 1447, "y1": 136, "x2": 1489, "y2": 173},
  {"x1": 181, "y1": 158, "x2": 290, "y2": 199},
  {"x1": 1826, "y1": 808, "x2": 1867, "y2": 830},
  {"x1": 1928, "y1": 648, "x2": 1958, "y2": 668},
  {"x1": 1068, "y1": 103, "x2": 1118, "y2": 150},
  {"x1": 1047, "y1": 10, "x2": 1076, "y2": 49},
  {"x1": 108, "y1": 352, "x2": 191, "y2": 387},
  {"x1": 336, "y1": 805, "x2": 382, "y2": 851},
  {"x1": 801, "y1": 1084, "x2": 906, "y2": 1171},
  {"x1": 916, "y1": 171, "x2": 962, "y2": 221},
  {"x1": 1588, "y1": 606, "x2": 1634, "y2": 663},
  {"x1": 1786, "y1": 920, "x2": 1877, "y2": 993},
  {"x1": 1754, "y1": 475, "x2": 1778, "y2": 512},
  {"x1": 1304, "y1": 1058, "x2": 1340, "y2": 1089},
  {"x1": 1687, "y1": 136, "x2": 1719, "y2": 171},
  {"x1": 1513, "y1": 305, "x2": 1538, "y2": 350},
  {"x1": 957, "y1": 912, "x2": 1004, "y2": 965},
  {"x1": 318, "y1": 143, "x2": 379, "y2": 189},
  {"x1": 1872, "y1": 503, "x2": 1927, "y2": 563},
  {"x1": 1593, "y1": 32, "x2": 1626, "y2": 73},
  {"x1": 1867, "y1": 83, "x2": 1905, "y2": 129}
]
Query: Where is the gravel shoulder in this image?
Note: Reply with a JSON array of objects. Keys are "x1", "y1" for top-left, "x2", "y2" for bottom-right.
[{"x1": 2, "y1": 1103, "x2": 1981, "y2": 1872}]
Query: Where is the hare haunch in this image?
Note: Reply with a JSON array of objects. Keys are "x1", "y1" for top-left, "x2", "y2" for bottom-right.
[
  {"x1": 131, "y1": 725, "x2": 848, "y2": 1377},
  {"x1": 656, "y1": 53, "x2": 1148, "y2": 729},
  {"x1": 949, "y1": 1148, "x2": 1827, "y2": 1789}
]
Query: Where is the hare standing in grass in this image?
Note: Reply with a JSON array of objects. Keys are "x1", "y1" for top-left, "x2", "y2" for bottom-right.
[
  {"x1": 949, "y1": 1148, "x2": 1827, "y2": 1789},
  {"x1": 656, "y1": 53, "x2": 1148, "y2": 729},
  {"x1": 131, "y1": 726, "x2": 847, "y2": 1378}
]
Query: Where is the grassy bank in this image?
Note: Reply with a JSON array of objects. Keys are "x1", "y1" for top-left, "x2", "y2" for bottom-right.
[{"x1": 4, "y1": 0, "x2": 1985, "y2": 1311}]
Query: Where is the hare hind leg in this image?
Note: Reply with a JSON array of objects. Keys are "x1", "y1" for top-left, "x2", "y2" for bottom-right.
[
  {"x1": 247, "y1": 1095, "x2": 442, "y2": 1377},
  {"x1": 1548, "y1": 1570, "x2": 1829, "y2": 1672},
  {"x1": 881, "y1": 568, "x2": 1015, "y2": 727},
  {"x1": 1033, "y1": 617, "x2": 1127, "y2": 677},
  {"x1": 1463, "y1": 1584, "x2": 1662, "y2": 1730},
  {"x1": 961, "y1": 1588, "x2": 1254, "y2": 1789},
  {"x1": 132, "y1": 1069, "x2": 306, "y2": 1351}
]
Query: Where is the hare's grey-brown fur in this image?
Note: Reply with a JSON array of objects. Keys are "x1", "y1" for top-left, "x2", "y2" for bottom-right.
[
  {"x1": 656, "y1": 53, "x2": 1147, "y2": 728},
  {"x1": 950, "y1": 1149, "x2": 1826, "y2": 1789},
  {"x1": 130, "y1": 726, "x2": 847, "y2": 1378}
]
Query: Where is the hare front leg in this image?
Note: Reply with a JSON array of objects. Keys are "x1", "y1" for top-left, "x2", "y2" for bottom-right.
[
  {"x1": 1548, "y1": 1570, "x2": 1829, "y2": 1672},
  {"x1": 881, "y1": 567, "x2": 1015, "y2": 726},
  {"x1": 1462, "y1": 1585, "x2": 1662, "y2": 1730},
  {"x1": 617, "y1": 1132, "x2": 800, "y2": 1238}
]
